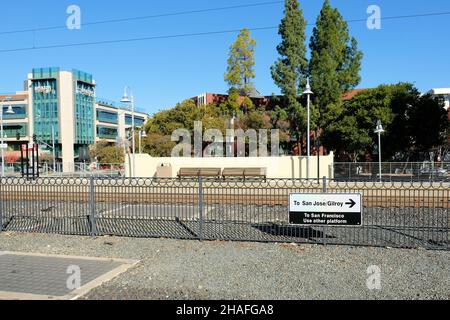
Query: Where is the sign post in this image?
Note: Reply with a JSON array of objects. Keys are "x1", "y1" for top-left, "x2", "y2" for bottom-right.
[{"x1": 289, "y1": 193, "x2": 363, "y2": 227}]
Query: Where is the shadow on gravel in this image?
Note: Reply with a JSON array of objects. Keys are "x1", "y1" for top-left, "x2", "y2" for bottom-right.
[{"x1": 253, "y1": 224, "x2": 335, "y2": 240}]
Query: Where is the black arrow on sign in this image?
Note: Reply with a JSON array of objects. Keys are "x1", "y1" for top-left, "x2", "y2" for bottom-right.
[{"x1": 346, "y1": 199, "x2": 356, "y2": 209}]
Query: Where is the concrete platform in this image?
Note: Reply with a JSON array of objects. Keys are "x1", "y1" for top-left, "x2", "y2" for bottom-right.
[{"x1": 0, "y1": 251, "x2": 139, "y2": 300}]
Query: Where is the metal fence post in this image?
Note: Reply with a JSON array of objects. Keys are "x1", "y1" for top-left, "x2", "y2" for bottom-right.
[
  {"x1": 198, "y1": 176, "x2": 204, "y2": 241},
  {"x1": 322, "y1": 176, "x2": 328, "y2": 246},
  {"x1": 89, "y1": 176, "x2": 97, "y2": 237}
]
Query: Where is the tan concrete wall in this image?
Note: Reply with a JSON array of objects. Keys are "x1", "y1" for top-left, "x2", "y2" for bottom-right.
[{"x1": 126, "y1": 153, "x2": 335, "y2": 179}]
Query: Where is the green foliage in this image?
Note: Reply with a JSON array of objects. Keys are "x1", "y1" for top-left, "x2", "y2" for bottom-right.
[
  {"x1": 142, "y1": 133, "x2": 176, "y2": 157},
  {"x1": 220, "y1": 88, "x2": 241, "y2": 116},
  {"x1": 405, "y1": 94, "x2": 449, "y2": 156},
  {"x1": 308, "y1": 0, "x2": 363, "y2": 128},
  {"x1": 89, "y1": 141, "x2": 125, "y2": 164},
  {"x1": 236, "y1": 109, "x2": 272, "y2": 131},
  {"x1": 241, "y1": 96, "x2": 255, "y2": 113},
  {"x1": 224, "y1": 29, "x2": 257, "y2": 96},
  {"x1": 145, "y1": 99, "x2": 200, "y2": 135},
  {"x1": 271, "y1": 0, "x2": 308, "y2": 111},
  {"x1": 323, "y1": 83, "x2": 449, "y2": 161},
  {"x1": 143, "y1": 99, "x2": 229, "y2": 156},
  {"x1": 271, "y1": 0, "x2": 308, "y2": 150},
  {"x1": 269, "y1": 105, "x2": 290, "y2": 144}
]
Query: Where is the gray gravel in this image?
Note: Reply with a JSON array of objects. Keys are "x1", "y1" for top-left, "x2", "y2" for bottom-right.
[{"x1": 0, "y1": 232, "x2": 449, "y2": 300}]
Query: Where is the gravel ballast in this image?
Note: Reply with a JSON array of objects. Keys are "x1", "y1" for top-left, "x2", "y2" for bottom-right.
[{"x1": 0, "y1": 232, "x2": 449, "y2": 300}]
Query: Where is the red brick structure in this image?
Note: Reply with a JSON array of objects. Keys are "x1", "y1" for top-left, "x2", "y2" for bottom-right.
[
  {"x1": 191, "y1": 92, "x2": 273, "y2": 109},
  {"x1": 342, "y1": 89, "x2": 367, "y2": 101},
  {"x1": 192, "y1": 88, "x2": 368, "y2": 108}
]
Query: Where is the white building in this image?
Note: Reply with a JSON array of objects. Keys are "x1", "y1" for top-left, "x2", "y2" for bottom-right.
[
  {"x1": 427, "y1": 88, "x2": 450, "y2": 110},
  {"x1": 0, "y1": 67, "x2": 149, "y2": 172}
]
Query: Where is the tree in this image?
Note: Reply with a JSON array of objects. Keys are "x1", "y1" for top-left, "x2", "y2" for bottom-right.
[
  {"x1": 270, "y1": 105, "x2": 291, "y2": 149},
  {"x1": 271, "y1": 0, "x2": 308, "y2": 153},
  {"x1": 219, "y1": 88, "x2": 241, "y2": 116},
  {"x1": 146, "y1": 99, "x2": 200, "y2": 135},
  {"x1": 143, "y1": 99, "x2": 232, "y2": 156},
  {"x1": 323, "y1": 84, "x2": 401, "y2": 162},
  {"x1": 323, "y1": 83, "x2": 449, "y2": 162},
  {"x1": 308, "y1": 0, "x2": 363, "y2": 130},
  {"x1": 89, "y1": 141, "x2": 125, "y2": 164},
  {"x1": 236, "y1": 109, "x2": 272, "y2": 132},
  {"x1": 142, "y1": 133, "x2": 176, "y2": 157},
  {"x1": 406, "y1": 94, "x2": 449, "y2": 157},
  {"x1": 224, "y1": 29, "x2": 256, "y2": 97}
]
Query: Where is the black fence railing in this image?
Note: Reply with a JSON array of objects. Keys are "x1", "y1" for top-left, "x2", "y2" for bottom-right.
[
  {"x1": 333, "y1": 162, "x2": 450, "y2": 182},
  {"x1": 0, "y1": 177, "x2": 448, "y2": 250}
]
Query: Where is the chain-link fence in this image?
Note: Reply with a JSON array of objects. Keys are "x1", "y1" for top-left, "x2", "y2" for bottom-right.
[
  {"x1": 333, "y1": 162, "x2": 450, "y2": 182},
  {"x1": 0, "y1": 177, "x2": 448, "y2": 250}
]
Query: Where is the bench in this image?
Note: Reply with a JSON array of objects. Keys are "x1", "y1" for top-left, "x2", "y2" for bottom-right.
[
  {"x1": 177, "y1": 168, "x2": 222, "y2": 178},
  {"x1": 222, "y1": 168, "x2": 245, "y2": 177},
  {"x1": 223, "y1": 168, "x2": 267, "y2": 180}
]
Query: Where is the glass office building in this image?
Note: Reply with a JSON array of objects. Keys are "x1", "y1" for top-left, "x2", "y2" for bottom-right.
[{"x1": 0, "y1": 67, "x2": 149, "y2": 172}]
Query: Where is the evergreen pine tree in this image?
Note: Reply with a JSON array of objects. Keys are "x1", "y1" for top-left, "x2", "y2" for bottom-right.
[
  {"x1": 309, "y1": 0, "x2": 363, "y2": 130},
  {"x1": 271, "y1": 0, "x2": 308, "y2": 153}
]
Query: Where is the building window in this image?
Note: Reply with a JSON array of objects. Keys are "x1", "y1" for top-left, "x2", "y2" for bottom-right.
[
  {"x1": 97, "y1": 126, "x2": 118, "y2": 139},
  {"x1": 33, "y1": 79, "x2": 59, "y2": 143},
  {"x1": 3, "y1": 124, "x2": 28, "y2": 138},
  {"x1": 97, "y1": 110, "x2": 118, "y2": 124},
  {"x1": 2, "y1": 105, "x2": 27, "y2": 119},
  {"x1": 125, "y1": 115, "x2": 145, "y2": 127},
  {"x1": 75, "y1": 81, "x2": 95, "y2": 145},
  {"x1": 197, "y1": 94, "x2": 207, "y2": 107}
]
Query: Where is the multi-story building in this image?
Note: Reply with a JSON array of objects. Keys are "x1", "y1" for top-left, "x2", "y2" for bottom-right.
[
  {"x1": 0, "y1": 91, "x2": 30, "y2": 146},
  {"x1": 427, "y1": 88, "x2": 450, "y2": 110},
  {"x1": 0, "y1": 67, "x2": 149, "y2": 172},
  {"x1": 192, "y1": 89, "x2": 273, "y2": 109},
  {"x1": 427, "y1": 88, "x2": 450, "y2": 120}
]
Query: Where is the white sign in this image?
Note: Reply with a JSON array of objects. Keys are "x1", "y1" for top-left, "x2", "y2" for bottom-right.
[
  {"x1": 289, "y1": 193, "x2": 363, "y2": 226},
  {"x1": 0, "y1": 143, "x2": 7, "y2": 150}
]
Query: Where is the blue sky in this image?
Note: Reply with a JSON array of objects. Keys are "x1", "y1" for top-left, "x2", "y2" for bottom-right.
[{"x1": 0, "y1": 0, "x2": 449, "y2": 115}]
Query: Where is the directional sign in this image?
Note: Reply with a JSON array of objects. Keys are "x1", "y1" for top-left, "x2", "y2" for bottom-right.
[{"x1": 289, "y1": 193, "x2": 363, "y2": 226}]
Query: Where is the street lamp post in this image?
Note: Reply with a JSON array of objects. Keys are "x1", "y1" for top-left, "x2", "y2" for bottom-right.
[
  {"x1": 121, "y1": 87, "x2": 136, "y2": 177},
  {"x1": 1, "y1": 97, "x2": 15, "y2": 177},
  {"x1": 374, "y1": 120, "x2": 385, "y2": 183},
  {"x1": 303, "y1": 79, "x2": 313, "y2": 180},
  {"x1": 139, "y1": 130, "x2": 147, "y2": 154}
]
